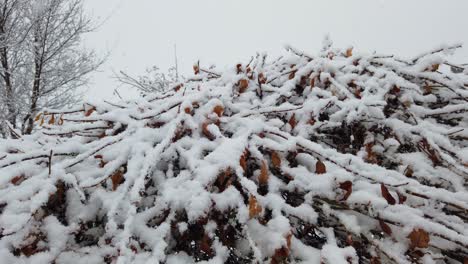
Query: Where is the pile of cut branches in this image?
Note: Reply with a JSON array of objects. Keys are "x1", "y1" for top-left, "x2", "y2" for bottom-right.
[{"x1": 1, "y1": 40, "x2": 468, "y2": 264}]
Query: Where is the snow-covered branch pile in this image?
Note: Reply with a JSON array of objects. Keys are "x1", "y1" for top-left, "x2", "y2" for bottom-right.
[{"x1": 1, "y1": 41, "x2": 468, "y2": 264}]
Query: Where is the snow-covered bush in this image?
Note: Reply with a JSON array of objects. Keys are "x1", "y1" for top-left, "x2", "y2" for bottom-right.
[{"x1": 1, "y1": 41, "x2": 467, "y2": 263}]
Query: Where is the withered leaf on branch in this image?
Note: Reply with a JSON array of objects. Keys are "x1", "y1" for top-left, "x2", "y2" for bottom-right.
[
  {"x1": 34, "y1": 113, "x2": 43, "y2": 122},
  {"x1": 397, "y1": 191, "x2": 407, "y2": 204},
  {"x1": 288, "y1": 114, "x2": 297, "y2": 130},
  {"x1": 258, "y1": 73, "x2": 267, "y2": 84},
  {"x1": 11, "y1": 175, "x2": 25, "y2": 185},
  {"x1": 193, "y1": 63, "x2": 200, "y2": 74},
  {"x1": 199, "y1": 233, "x2": 213, "y2": 256},
  {"x1": 84, "y1": 107, "x2": 95, "y2": 117},
  {"x1": 271, "y1": 233, "x2": 292, "y2": 264},
  {"x1": 248, "y1": 195, "x2": 262, "y2": 218},
  {"x1": 370, "y1": 256, "x2": 382, "y2": 264},
  {"x1": 339, "y1": 181, "x2": 353, "y2": 201},
  {"x1": 239, "y1": 149, "x2": 248, "y2": 172},
  {"x1": 238, "y1": 79, "x2": 249, "y2": 93},
  {"x1": 259, "y1": 160, "x2": 269, "y2": 185},
  {"x1": 202, "y1": 122, "x2": 216, "y2": 141},
  {"x1": 48, "y1": 114, "x2": 55, "y2": 125},
  {"x1": 288, "y1": 70, "x2": 296, "y2": 80},
  {"x1": 271, "y1": 151, "x2": 281, "y2": 168},
  {"x1": 315, "y1": 160, "x2": 326, "y2": 174},
  {"x1": 408, "y1": 228, "x2": 430, "y2": 249},
  {"x1": 58, "y1": 114, "x2": 64, "y2": 125},
  {"x1": 111, "y1": 170, "x2": 124, "y2": 191},
  {"x1": 213, "y1": 105, "x2": 224, "y2": 117},
  {"x1": 379, "y1": 219, "x2": 392, "y2": 235},
  {"x1": 404, "y1": 165, "x2": 414, "y2": 177},
  {"x1": 380, "y1": 184, "x2": 396, "y2": 205}
]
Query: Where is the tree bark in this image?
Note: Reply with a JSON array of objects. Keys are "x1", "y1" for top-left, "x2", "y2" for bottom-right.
[{"x1": 0, "y1": 3, "x2": 16, "y2": 128}]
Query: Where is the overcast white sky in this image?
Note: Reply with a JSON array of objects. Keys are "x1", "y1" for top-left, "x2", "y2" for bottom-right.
[{"x1": 83, "y1": 0, "x2": 468, "y2": 100}]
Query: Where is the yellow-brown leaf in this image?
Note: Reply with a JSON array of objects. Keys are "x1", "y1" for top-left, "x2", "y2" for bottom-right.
[
  {"x1": 248, "y1": 195, "x2": 262, "y2": 218},
  {"x1": 202, "y1": 122, "x2": 216, "y2": 141},
  {"x1": 48, "y1": 114, "x2": 55, "y2": 125},
  {"x1": 271, "y1": 151, "x2": 281, "y2": 168},
  {"x1": 34, "y1": 113, "x2": 43, "y2": 122},
  {"x1": 238, "y1": 79, "x2": 249, "y2": 93},
  {"x1": 259, "y1": 160, "x2": 269, "y2": 185},
  {"x1": 240, "y1": 149, "x2": 248, "y2": 171},
  {"x1": 213, "y1": 105, "x2": 224, "y2": 117}
]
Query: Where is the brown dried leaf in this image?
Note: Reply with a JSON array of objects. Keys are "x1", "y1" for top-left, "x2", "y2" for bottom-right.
[
  {"x1": 288, "y1": 114, "x2": 297, "y2": 130},
  {"x1": 271, "y1": 247, "x2": 290, "y2": 264},
  {"x1": 34, "y1": 113, "x2": 43, "y2": 122},
  {"x1": 408, "y1": 228, "x2": 430, "y2": 249},
  {"x1": 240, "y1": 149, "x2": 248, "y2": 171},
  {"x1": 288, "y1": 70, "x2": 296, "y2": 80},
  {"x1": 272, "y1": 234, "x2": 292, "y2": 264},
  {"x1": 173, "y1": 84, "x2": 183, "y2": 92},
  {"x1": 202, "y1": 122, "x2": 216, "y2": 141},
  {"x1": 193, "y1": 63, "x2": 200, "y2": 74},
  {"x1": 11, "y1": 175, "x2": 25, "y2": 185},
  {"x1": 380, "y1": 184, "x2": 396, "y2": 205},
  {"x1": 315, "y1": 160, "x2": 326, "y2": 174},
  {"x1": 85, "y1": 107, "x2": 95, "y2": 117},
  {"x1": 236, "y1": 63, "x2": 243, "y2": 74},
  {"x1": 271, "y1": 151, "x2": 281, "y2": 168},
  {"x1": 404, "y1": 165, "x2": 414, "y2": 177},
  {"x1": 238, "y1": 79, "x2": 249, "y2": 93},
  {"x1": 249, "y1": 195, "x2": 262, "y2": 218},
  {"x1": 213, "y1": 105, "x2": 224, "y2": 117},
  {"x1": 346, "y1": 48, "x2": 353, "y2": 58},
  {"x1": 259, "y1": 160, "x2": 269, "y2": 185},
  {"x1": 111, "y1": 170, "x2": 124, "y2": 191},
  {"x1": 379, "y1": 219, "x2": 392, "y2": 235},
  {"x1": 48, "y1": 114, "x2": 55, "y2": 125},
  {"x1": 258, "y1": 73, "x2": 267, "y2": 84},
  {"x1": 215, "y1": 169, "x2": 233, "y2": 192},
  {"x1": 370, "y1": 256, "x2": 382, "y2": 264},
  {"x1": 57, "y1": 114, "x2": 64, "y2": 125},
  {"x1": 200, "y1": 233, "x2": 213, "y2": 256},
  {"x1": 365, "y1": 143, "x2": 378, "y2": 164},
  {"x1": 339, "y1": 181, "x2": 353, "y2": 201},
  {"x1": 397, "y1": 191, "x2": 407, "y2": 204}
]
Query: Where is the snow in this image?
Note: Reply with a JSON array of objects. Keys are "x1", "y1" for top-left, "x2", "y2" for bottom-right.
[{"x1": 0, "y1": 40, "x2": 467, "y2": 263}]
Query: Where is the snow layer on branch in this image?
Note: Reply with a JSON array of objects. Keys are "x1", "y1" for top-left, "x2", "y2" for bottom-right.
[{"x1": 1, "y1": 41, "x2": 468, "y2": 263}]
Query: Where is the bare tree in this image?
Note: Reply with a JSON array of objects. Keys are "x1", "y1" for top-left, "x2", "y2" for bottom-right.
[
  {"x1": 115, "y1": 66, "x2": 178, "y2": 95},
  {"x1": 0, "y1": 0, "x2": 29, "y2": 137},
  {"x1": 0, "y1": 0, "x2": 102, "y2": 137}
]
